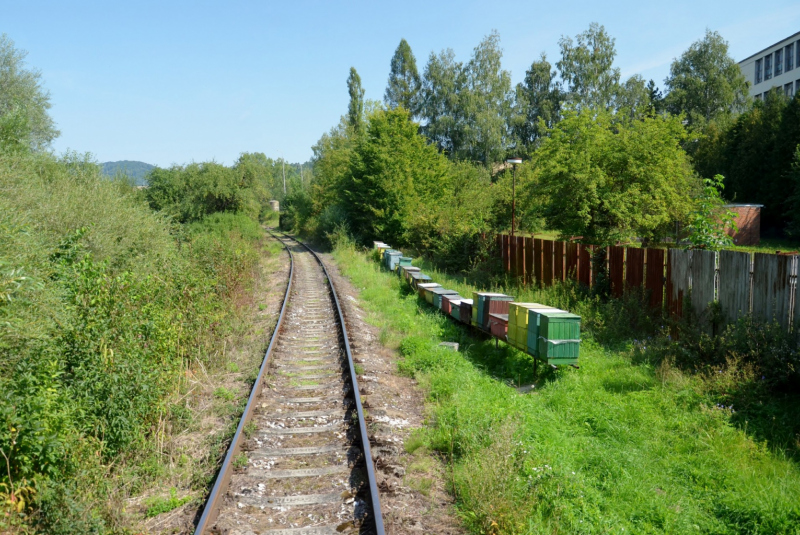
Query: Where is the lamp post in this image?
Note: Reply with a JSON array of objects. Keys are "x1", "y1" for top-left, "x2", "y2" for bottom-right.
[{"x1": 506, "y1": 157, "x2": 522, "y2": 237}]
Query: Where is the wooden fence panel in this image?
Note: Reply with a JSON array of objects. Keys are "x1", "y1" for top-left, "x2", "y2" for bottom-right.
[
  {"x1": 542, "y1": 240, "x2": 554, "y2": 286},
  {"x1": 509, "y1": 235, "x2": 517, "y2": 277},
  {"x1": 516, "y1": 236, "x2": 525, "y2": 280},
  {"x1": 692, "y1": 249, "x2": 717, "y2": 328},
  {"x1": 718, "y1": 250, "x2": 751, "y2": 324},
  {"x1": 625, "y1": 248, "x2": 644, "y2": 289},
  {"x1": 502, "y1": 234, "x2": 509, "y2": 272},
  {"x1": 609, "y1": 245, "x2": 625, "y2": 297},
  {"x1": 553, "y1": 241, "x2": 565, "y2": 282},
  {"x1": 565, "y1": 242, "x2": 579, "y2": 281},
  {"x1": 667, "y1": 249, "x2": 692, "y2": 318},
  {"x1": 525, "y1": 237, "x2": 534, "y2": 285},
  {"x1": 645, "y1": 248, "x2": 665, "y2": 310},
  {"x1": 752, "y1": 253, "x2": 795, "y2": 330},
  {"x1": 534, "y1": 239, "x2": 543, "y2": 285},
  {"x1": 579, "y1": 244, "x2": 593, "y2": 286}
]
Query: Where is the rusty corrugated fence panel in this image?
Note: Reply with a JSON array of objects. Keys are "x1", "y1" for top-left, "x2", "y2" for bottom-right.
[
  {"x1": 609, "y1": 246, "x2": 625, "y2": 298},
  {"x1": 752, "y1": 253, "x2": 795, "y2": 330},
  {"x1": 645, "y1": 248, "x2": 665, "y2": 310},
  {"x1": 553, "y1": 241, "x2": 565, "y2": 282},
  {"x1": 534, "y1": 239, "x2": 543, "y2": 285},
  {"x1": 517, "y1": 236, "x2": 525, "y2": 280},
  {"x1": 626, "y1": 248, "x2": 644, "y2": 289},
  {"x1": 542, "y1": 240, "x2": 554, "y2": 286},
  {"x1": 691, "y1": 249, "x2": 717, "y2": 330},
  {"x1": 525, "y1": 237, "x2": 534, "y2": 285},
  {"x1": 579, "y1": 244, "x2": 593, "y2": 286},
  {"x1": 512, "y1": 235, "x2": 518, "y2": 276},
  {"x1": 718, "y1": 250, "x2": 751, "y2": 324},
  {"x1": 565, "y1": 242, "x2": 579, "y2": 281},
  {"x1": 667, "y1": 249, "x2": 691, "y2": 318}
]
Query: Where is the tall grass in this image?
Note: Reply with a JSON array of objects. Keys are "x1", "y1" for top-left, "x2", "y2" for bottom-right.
[
  {"x1": 333, "y1": 241, "x2": 800, "y2": 534},
  {"x1": 0, "y1": 151, "x2": 263, "y2": 532}
]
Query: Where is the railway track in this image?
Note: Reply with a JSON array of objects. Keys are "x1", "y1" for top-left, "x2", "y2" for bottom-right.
[{"x1": 194, "y1": 233, "x2": 384, "y2": 535}]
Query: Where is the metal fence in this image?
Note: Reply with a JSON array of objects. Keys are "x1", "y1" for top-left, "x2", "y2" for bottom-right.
[{"x1": 496, "y1": 235, "x2": 800, "y2": 332}]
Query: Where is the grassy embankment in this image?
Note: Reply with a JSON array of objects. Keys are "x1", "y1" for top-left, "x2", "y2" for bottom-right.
[
  {"x1": 0, "y1": 151, "x2": 279, "y2": 532},
  {"x1": 333, "y1": 240, "x2": 800, "y2": 534}
]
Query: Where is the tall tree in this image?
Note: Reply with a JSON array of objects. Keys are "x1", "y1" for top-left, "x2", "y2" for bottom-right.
[
  {"x1": 385, "y1": 39, "x2": 421, "y2": 115},
  {"x1": 0, "y1": 33, "x2": 59, "y2": 151},
  {"x1": 557, "y1": 23, "x2": 620, "y2": 110},
  {"x1": 511, "y1": 53, "x2": 563, "y2": 155},
  {"x1": 458, "y1": 31, "x2": 513, "y2": 165},
  {"x1": 616, "y1": 75, "x2": 653, "y2": 121},
  {"x1": 664, "y1": 29, "x2": 749, "y2": 128},
  {"x1": 419, "y1": 48, "x2": 463, "y2": 156},
  {"x1": 347, "y1": 67, "x2": 365, "y2": 133}
]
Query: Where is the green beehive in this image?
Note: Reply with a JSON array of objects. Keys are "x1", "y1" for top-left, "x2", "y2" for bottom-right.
[
  {"x1": 449, "y1": 299, "x2": 462, "y2": 320},
  {"x1": 535, "y1": 312, "x2": 581, "y2": 364},
  {"x1": 526, "y1": 308, "x2": 568, "y2": 356},
  {"x1": 399, "y1": 256, "x2": 413, "y2": 267}
]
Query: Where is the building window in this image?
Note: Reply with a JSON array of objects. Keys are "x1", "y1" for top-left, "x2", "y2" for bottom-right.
[
  {"x1": 775, "y1": 49, "x2": 783, "y2": 76},
  {"x1": 787, "y1": 44, "x2": 795, "y2": 72},
  {"x1": 797, "y1": 79, "x2": 800, "y2": 94},
  {"x1": 755, "y1": 58, "x2": 763, "y2": 83},
  {"x1": 765, "y1": 53, "x2": 773, "y2": 80},
  {"x1": 755, "y1": 93, "x2": 762, "y2": 101},
  {"x1": 785, "y1": 82, "x2": 794, "y2": 96}
]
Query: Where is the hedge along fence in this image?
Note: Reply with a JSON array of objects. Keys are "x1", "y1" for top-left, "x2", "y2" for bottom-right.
[{"x1": 496, "y1": 234, "x2": 800, "y2": 334}]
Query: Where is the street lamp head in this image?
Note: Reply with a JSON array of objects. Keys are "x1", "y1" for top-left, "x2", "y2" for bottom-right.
[{"x1": 506, "y1": 157, "x2": 522, "y2": 165}]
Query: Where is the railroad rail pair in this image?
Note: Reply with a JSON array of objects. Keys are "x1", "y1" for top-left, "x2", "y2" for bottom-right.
[{"x1": 194, "y1": 233, "x2": 384, "y2": 535}]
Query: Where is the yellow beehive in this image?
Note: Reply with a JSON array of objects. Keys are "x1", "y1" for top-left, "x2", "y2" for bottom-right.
[{"x1": 507, "y1": 303, "x2": 560, "y2": 349}]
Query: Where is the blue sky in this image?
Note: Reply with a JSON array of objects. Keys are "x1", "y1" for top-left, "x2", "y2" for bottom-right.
[{"x1": 4, "y1": 0, "x2": 800, "y2": 167}]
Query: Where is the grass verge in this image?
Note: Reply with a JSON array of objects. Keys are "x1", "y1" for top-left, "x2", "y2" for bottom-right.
[{"x1": 334, "y1": 241, "x2": 800, "y2": 535}]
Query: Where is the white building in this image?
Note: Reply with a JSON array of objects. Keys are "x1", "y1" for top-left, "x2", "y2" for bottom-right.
[{"x1": 739, "y1": 31, "x2": 800, "y2": 100}]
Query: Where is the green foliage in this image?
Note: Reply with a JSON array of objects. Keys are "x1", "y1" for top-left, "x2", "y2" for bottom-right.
[
  {"x1": 343, "y1": 107, "x2": 450, "y2": 245},
  {"x1": 0, "y1": 34, "x2": 59, "y2": 151},
  {"x1": 347, "y1": 67, "x2": 365, "y2": 133},
  {"x1": 557, "y1": 23, "x2": 620, "y2": 111},
  {"x1": 146, "y1": 162, "x2": 259, "y2": 223},
  {"x1": 785, "y1": 146, "x2": 800, "y2": 237},
  {"x1": 144, "y1": 487, "x2": 193, "y2": 517},
  {"x1": 533, "y1": 108, "x2": 698, "y2": 245},
  {"x1": 685, "y1": 174, "x2": 736, "y2": 249},
  {"x1": 692, "y1": 92, "x2": 800, "y2": 232},
  {"x1": 664, "y1": 29, "x2": 750, "y2": 128},
  {"x1": 385, "y1": 38, "x2": 421, "y2": 115},
  {"x1": 511, "y1": 53, "x2": 562, "y2": 155},
  {"x1": 0, "y1": 148, "x2": 263, "y2": 530}
]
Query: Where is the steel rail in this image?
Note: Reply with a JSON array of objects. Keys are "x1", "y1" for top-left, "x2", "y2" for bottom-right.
[
  {"x1": 285, "y1": 233, "x2": 386, "y2": 535},
  {"x1": 194, "y1": 232, "x2": 294, "y2": 534}
]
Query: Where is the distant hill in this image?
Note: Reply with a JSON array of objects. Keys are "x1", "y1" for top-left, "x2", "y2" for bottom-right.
[{"x1": 102, "y1": 161, "x2": 155, "y2": 186}]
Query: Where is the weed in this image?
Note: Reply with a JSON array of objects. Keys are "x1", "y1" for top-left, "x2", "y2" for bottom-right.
[
  {"x1": 243, "y1": 422, "x2": 258, "y2": 439},
  {"x1": 144, "y1": 488, "x2": 193, "y2": 518},
  {"x1": 354, "y1": 363, "x2": 365, "y2": 375},
  {"x1": 226, "y1": 362, "x2": 240, "y2": 373},
  {"x1": 232, "y1": 453, "x2": 248, "y2": 469},
  {"x1": 213, "y1": 387, "x2": 236, "y2": 401}
]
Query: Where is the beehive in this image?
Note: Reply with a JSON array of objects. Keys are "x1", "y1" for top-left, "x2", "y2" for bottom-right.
[
  {"x1": 448, "y1": 299, "x2": 462, "y2": 320},
  {"x1": 488, "y1": 313, "x2": 508, "y2": 339},
  {"x1": 459, "y1": 299, "x2": 473, "y2": 324},
  {"x1": 529, "y1": 311, "x2": 580, "y2": 364},
  {"x1": 417, "y1": 282, "x2": 440, "y2": 300},
  {"x1": 526, "y1": 307, "x2": 568, "y2": 357},
  {"x1": 508, "y1": 303, "x2": 559, "y2": 350},
  {"x1": 431, "y1": 288, "x2": 459, "y2": 310},
  {"x1": 442, "y1": 294, "x2": 463, "y2": 315}
]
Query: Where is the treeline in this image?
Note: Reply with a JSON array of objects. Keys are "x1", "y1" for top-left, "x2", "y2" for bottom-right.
[
  {"x1": 0, "y1": 34, "x2": 287, "y2": 532},
  {"x1": 288, "y1": 24, "x2": 781, "y2": 272}
]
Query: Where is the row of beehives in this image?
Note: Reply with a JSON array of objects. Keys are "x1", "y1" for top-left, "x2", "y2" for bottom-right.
[{"x1": 374, "y1": 241, "x2": 581, "y2": 367}]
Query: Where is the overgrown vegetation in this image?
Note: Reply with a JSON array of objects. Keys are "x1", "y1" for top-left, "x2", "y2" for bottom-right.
[
  {"x1": 333, "y1": 239, "x2": 800, "y2": 535},
  {"x1": 0, "y1": 35, "x2": 294, "y2": 532}
]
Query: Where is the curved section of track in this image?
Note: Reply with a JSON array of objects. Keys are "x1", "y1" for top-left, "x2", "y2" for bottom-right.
[{"x1": 195, "y1": 233, "x2": 384, "y2": 535}]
